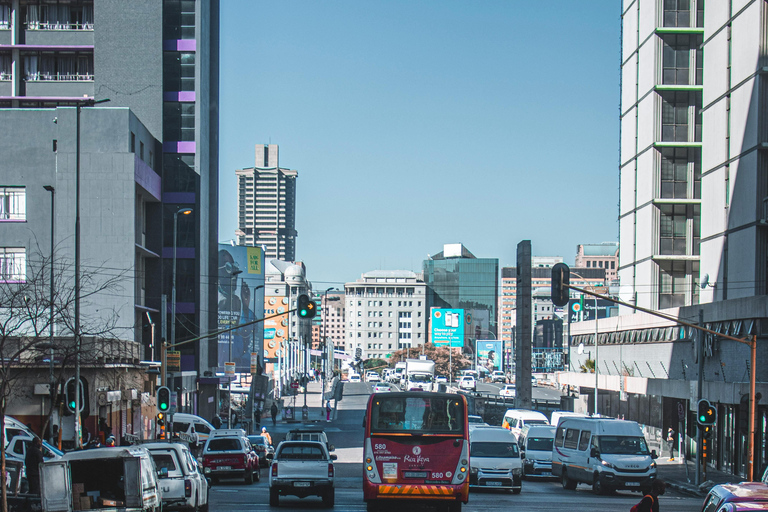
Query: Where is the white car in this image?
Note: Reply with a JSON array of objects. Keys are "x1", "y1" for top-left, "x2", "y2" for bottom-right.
[
  {"x1": 458, "y1": 376, "x2": 476, "y2": 391},
  {"x1": 372, "y1": 383, "x2": 392, "y2": 393},
  {"x1": 499, "y1": 384, "x2": 516, "y2": 397},
  {"x1": 349, "y1": 373, "x2": 361, "y2": 383},
  {"x1": 532, "y1": 376, "x2": 539, "y2": 387},
  {"x1": 367, "y1": 373, "x2": 381, "y2": 382},
  {"x1": 145, "y1": 442, "x2": 210, "y2": 512},
  {"x1": 435, "y1": 375, "x2": 448, "y2": 384}
]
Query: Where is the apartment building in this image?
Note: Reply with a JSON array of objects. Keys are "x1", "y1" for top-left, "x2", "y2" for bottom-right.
[{"x1": 575, "y1": 242, "x2": 619, "y2": 282}]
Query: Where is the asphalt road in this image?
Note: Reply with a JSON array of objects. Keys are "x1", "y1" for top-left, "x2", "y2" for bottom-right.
[{"x1": 208, "y1": 382, "x2": 704, "y2": 511}]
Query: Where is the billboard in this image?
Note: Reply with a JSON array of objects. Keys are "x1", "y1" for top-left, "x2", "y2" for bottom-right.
[
  {"x1": 217, "y1": 245, "x2": 265, "y2": 373},
  {"x1": 476, "y1": 340, "x2": 502, "y2": 371},
  {"x1": 431, "y1": 308, "x2": 464, "y2": 347},
  {"x1": 263, "y1": 295, "x2": 290, "y2": 363},
  {"x1": 568, "y1": 298, "x2": 617, "y2": 323}
]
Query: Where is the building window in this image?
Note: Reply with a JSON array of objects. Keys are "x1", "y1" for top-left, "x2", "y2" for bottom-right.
[
  {"x1": 662, "y1": 34, "x2": 701, "y2": 86},
  {"x1": 0, "y1": 187, "x2": 25, "y2": 221},
  {"x1": 661, "y1": 91, "x2": 701, "y2": 142},
  {"x1": 0, "y1": 248, "x2": 25, "y2": 282},
  {"x1": 25, "y1": 1, "x2": 94, "y2": 30},
  {"x1": 659, "y1": 261, "x2": 689, "y2": 308},
  {"x1": 663, "y1": 0, "x2": 691, "y2": 28},
  {"x1": 23, "y1": 51, "x2": 94, "y2": 81},
  {"x1": 660, "y1": 147, "x2": 701, "y2": 199},
  {"x1": 659, "y1": 204, "x2": 699, "y2": 255},
  {"x1": 0, "y1": 53, "x2": 10, "y2": 80}
]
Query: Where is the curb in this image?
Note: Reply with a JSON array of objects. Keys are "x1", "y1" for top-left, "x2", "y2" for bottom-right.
[{"x1": 665, "y1": 480, "x2": 705, "y2": 498}]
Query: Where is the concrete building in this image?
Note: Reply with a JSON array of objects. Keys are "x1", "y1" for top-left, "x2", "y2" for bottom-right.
[
  {"x1": 235, "y1": 144, "x2": 298, "y2": 261},
  {"x1": 311, "y1": 290, "x2": 346, "y2": 352},
  {"x1": 344, "y1": 271, "x2": 427, "y2": 361},
  {"x1": 557, "y1": 1, "x2": 768, "y2": 479},
  {"x1": 0, "y1": 1, "x2": 220, "y2": 435},
  {"x1": 575, "y1": 242, "x2": 619, "y2": 282}
]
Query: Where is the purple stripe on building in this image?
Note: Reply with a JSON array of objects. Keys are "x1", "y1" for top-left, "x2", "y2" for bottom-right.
[
  {"x1": 162, "y1": 40, "x2": 196, "y2": 52},
  {"x1": 135, "y1": 156, "x2": 161, "y2": 201},
  {"x1": 163, "y1": 192, "x2": 195, "y2": 204},
  {"x1": 169, "y1": 302, "x2": 196, "y2": 315},
  {"x1": 181, "y1": 355, "x2": 196, "y2": 372},
  {"x1": 162, "y1": 247, "x2": 196, "y2": 259},
  {"x1": 162, "y1": 141, "x2": 196, "y2": 153},
  {"x1": 163, "y1": 91, "x2": 196, "y2": 102}
]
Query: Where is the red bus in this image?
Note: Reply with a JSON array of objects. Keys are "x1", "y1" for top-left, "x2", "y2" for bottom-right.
[{"x1": 363, "y1": 391, "x2": 469, "y2": 512}]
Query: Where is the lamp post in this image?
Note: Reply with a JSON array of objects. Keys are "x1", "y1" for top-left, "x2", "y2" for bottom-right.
[
  {"x1": 43, "y1": 185, "x2": 55, "y2": 413},
  {"x1": 228, "y1": 267, "x2": 243, "y2": 428},
  {"x1": 170, "y1": 207, "x2": 193, "y2": 387},
  {"x1": 73, "y1": 97, "x2": 109, "y2": 448}
]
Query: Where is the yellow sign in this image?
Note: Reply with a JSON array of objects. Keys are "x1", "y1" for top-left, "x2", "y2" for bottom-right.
[
  {"x1": 247, "y1": 247, "x2": 262, "y2": 274},
  {"x1": 167, "y1": 351, "x2": 181, "y2": 372}
]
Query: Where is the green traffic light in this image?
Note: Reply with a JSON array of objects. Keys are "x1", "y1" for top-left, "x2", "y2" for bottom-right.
[
  {"x1": 700, "y1": 415, "x2": 706, "y2": 422},
  {"x1": 159, "y1": 403, "x2": 168, "y2": 411}
]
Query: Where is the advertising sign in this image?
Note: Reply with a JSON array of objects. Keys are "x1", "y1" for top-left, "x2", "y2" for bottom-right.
[
  {"x1": 568, "y1": 298, "x2": 616, "y2": 323},
  {"x1": 431, "y1": 308, "x2": 464, "y2": 347},
  {"x1": 218, "y1": 245, "x2": 265, "y2": 373},
  {"x1": 263, "y1": 295, "x2": 290, "y2": 362},
  {"x1": 476, "y1": 340, "x2": 502, "y2": 371}
]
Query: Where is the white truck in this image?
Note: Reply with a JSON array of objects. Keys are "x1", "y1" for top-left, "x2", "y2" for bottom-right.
[
  {"x1": 391, "y1": 362, "x2": 407, "y2": 383},
  {"x1": 404, "y1": 358, "x2": 435, "y2": 391},
  {"x1": 269, "y1": 440, "x2": 337, "y2": 507}
]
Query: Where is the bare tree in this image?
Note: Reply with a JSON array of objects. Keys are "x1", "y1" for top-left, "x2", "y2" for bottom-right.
[
  {"x1": 390, "y1": 344, "x2": 472, "y2": 381},
  {"x1": 0, "y1": 247, "x2": 130, "y2": 512}
]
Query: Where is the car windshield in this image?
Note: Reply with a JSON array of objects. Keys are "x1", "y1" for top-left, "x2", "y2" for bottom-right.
[
  {"x1": 527, "y1": 437, "x2": 553, "y2": 451},
  {"x1": 471, "y1": 442, "x2": 519, "y2": 458},
  {"x1": 524, "y1": 420, "x2": 548, "y2": 426},
  {"x1": 151, "y1": 453, "x2": 178, "y2": 472},
  {"x1": 596, "y1": 436, "x2": 650, "y2": 455},
  {"x1": 248, "y1": 436, "x2": 266, "y2": 446}
]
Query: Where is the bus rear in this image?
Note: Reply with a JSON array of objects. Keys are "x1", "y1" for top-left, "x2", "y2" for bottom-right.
[{"x1": 363, "y1": 392, "x2": 469, "y2": 512}]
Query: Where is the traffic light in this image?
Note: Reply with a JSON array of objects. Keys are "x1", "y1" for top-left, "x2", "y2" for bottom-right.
[
  {"x1": 156, "y1": 386, "x2": 171, "y2": 413},
  {"x1": 697, "y1": 398, "x2": 717, "y2": 427},
  {"x1": 551, "y1": 263, "x2": 570, "y2": 307},
  {"x1": 65, "y1": 377, "x2": 84, "y2": 413},
  {"x1": 297, "y1": 294, "x2": 317, "y2": 319},
  {"x1": 156, "y1": 413, "x2": 166, "y2": 439}
]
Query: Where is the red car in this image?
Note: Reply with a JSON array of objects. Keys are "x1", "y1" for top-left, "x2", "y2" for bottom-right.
[{"x1": 202, "y1": 429, "x2": 259, "y2": 484}]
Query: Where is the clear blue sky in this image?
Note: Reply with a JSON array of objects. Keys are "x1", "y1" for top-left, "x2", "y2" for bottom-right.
[{"x1": 219, "y1": 2, "x2": 621, "y2": 289}]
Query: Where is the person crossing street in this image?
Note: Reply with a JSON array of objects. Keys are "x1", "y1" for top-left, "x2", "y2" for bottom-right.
[{"x1": 261, "y1": 426, "x2": 272, "y2": 446}]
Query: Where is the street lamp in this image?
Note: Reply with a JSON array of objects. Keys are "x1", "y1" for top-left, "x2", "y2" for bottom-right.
[
  {"x1": 169, "y1": 207, "x2": 193, "y2": 387},
  {"x1": 43, "y1": 185, "x2": 55, "y2": 417},
  {"x1": 228, "y1": 267, "x2": 243, "y2": 428}
]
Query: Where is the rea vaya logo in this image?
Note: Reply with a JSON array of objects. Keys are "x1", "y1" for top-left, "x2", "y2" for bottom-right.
[{"x1": 404, "y1": 446, "x2": 431, "y2": 464}]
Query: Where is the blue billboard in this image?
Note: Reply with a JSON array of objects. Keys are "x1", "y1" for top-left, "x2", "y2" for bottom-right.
[
  {"x1": 477, "y1": 340, "x2": 502, "y2": 371},
  {"x1": 431, "y1": 308, "x2": 465, "y2": 347},
  {"x1": 217, "y1": 245, "x2": 265, "y2": 373}
]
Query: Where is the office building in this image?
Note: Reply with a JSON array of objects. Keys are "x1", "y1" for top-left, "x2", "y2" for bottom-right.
[
  {"x1": 0, "y1": 0, "x2": 221, "y2": 430},
  {"x1": 312, "y1": 290, "x2": 346, "y2": 352},
  {"x1": 235, "y1": 144, "x2": 298, "y2": 261},
  {"x1": 344, "y1": 271, "x2": 427, "y2": 360},
  {"x1": 575, "y1": 242, "x2": 619, "y2": 282}
]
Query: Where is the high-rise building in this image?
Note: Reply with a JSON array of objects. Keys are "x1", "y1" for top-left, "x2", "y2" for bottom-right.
[
  {"x1": 0, "y1": 0, "x2": 220, "y2": 428},
  {"x1": 235, "y1": 144, "x2": 298, "y2": 261},
  {"x1": 575, "y1": 242, "x2": 619, "y2": 282},
  {"x1": 344, "y1": 271, "x2": 427, "y2": 360},
  {"x1": 312, "y1": 291, "x2": 346, "y2": 353}
]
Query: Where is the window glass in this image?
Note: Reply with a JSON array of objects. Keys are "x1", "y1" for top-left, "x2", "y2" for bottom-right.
[
  {"x1": 471, "y1": 442, "x2": 519, "y2": 458},
  {"x1": 563, "y1": 428, "x2": 580, "y2": 450},
  {"x1": 578, "y1": 431, "x2": 591, "y2": 451}
]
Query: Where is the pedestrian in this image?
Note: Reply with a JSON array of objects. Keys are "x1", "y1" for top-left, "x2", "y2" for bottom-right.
[
  {"x1": 667, "y1": 427, "x2": 676, "y2": 461},
  {"x1": 270, "y1": 402, "x2": 278, "y2": 426},
  {"x1": 326, "y1": 400, "x2": 332, "y2": 422},
  {"x1": 261, "y1": 426, "x2": 272, "y2": 446},
  {"x1": 212, "y1": 414, "x2": 222, "y2": 429},
  {"x1": 190, "y1": 426, "x2": 200, "y2": 456},
  {"x1": 631, "y1": 479, "x2": 666, "y2": 512},
  {"x1": 25, "y1": 438, "x2": 44, "y2": 495}
]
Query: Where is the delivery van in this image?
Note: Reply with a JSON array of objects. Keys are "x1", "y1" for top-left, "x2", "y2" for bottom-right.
[
  {"x1": 551, "y1": 418, "x2": 658, "y2": 494},
  {"x1": 170, "y1": 413, "x2": 216, "y2": 444},
  {"x1": 501, "y1": 409, "x2": 549, "y2": 437},
  {"x1": 469, "y1": 426, "x2": 522, "y2": 493},
  {"x1": 550, "y1": 411, "x2": 590, "y2": 427},
  {"x1": 40, "y1": 446, "x2": 162, "y2": 512},
  {"x1": 519, "y1": 425, "x2": 556, "y2": 478}
]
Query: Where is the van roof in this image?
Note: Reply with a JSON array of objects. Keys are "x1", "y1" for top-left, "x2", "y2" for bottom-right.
[
  {"x1": 470, "y1": 426, "x2": 518, "y2": 442},
  {"x1": 209, "y1": 429, "x2": 247, "y2": 438},
  {"x1": 503, "y1": 409, "x2": 549, "y2": 421},
  {"x1": 169, "y1": 413, "x2": 215, "y2": 427},
  {"x1": 522, "y1": 425, "x2": 556, "y2": 437},
  {"x1": 57, "y1": 446, "x2": 150, "y2": 461},
  {"x1": 558, "y1": 417, "x2": 644, "y2": 436}
]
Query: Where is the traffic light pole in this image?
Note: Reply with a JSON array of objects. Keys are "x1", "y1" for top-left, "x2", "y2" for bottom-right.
[
  {"x1": 561, "y1": 282, "x2": 760, "y2": 481},
  {"x1": 696, "y1": 310, "x2": 704, "y2": 486}
]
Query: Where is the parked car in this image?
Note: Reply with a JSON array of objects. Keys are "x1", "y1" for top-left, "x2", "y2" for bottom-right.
[
  {"x1": 499, "y1": 384, "x2": 516, "y2": 398},
  {"x1": 491, "y1": 371, "x2": 506, "y2": 383},
  {"x1": 458, "y1": 376, "x2": 477, "y2": 391},
  {"x1": 372, "y1": 383, "x2": 393, "y2": 393},
  {"x1": 145, "y1": 441, "x2": 209, "y2": 512},
  {"x1": 701, "y1": 483, "x2": 768, "y2": 512},
  {"x1": 201, "y1": 429, "x2": 259, "y2": 484},
  {"x1": 247, "y1": 435, "x2": 274, "y2": 467},
  {"x1": 269, "y1": 441, "x2": 336, "y2": 507}
]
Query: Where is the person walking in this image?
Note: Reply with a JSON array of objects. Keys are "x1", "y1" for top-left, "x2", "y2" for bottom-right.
[
  {"x1": 212, "y1": 414, "x2": 222, "y2": 429},
  {"x1": 25, "y1": 438, "x2": 44, "y2": 495},
  {"x1": 326, "y1": 400, "x2": 332, "y2": 422},
  {"x1": 666, "y1": 427, "x2": 676, "y2": 461},
  {"x1": 270, "y1": 402, "x2": 278, "y2": 426},
  {"x1": 261, "y1": 426, "x2": 272, "y2": 446},
  {"x1": 632, "y1": 479, "x2": 666, "y2": 512}
]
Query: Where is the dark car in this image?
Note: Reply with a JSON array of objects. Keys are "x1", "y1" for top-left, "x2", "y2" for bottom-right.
[{"x1": 247, "y1": 435, "x2": 274, "y2": 467}]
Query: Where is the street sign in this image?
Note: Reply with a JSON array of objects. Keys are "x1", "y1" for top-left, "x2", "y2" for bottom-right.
[
  {"x1": 290, "y1": 382, "x2": 300, "y2": 389},
  {"x1": 225, "y1": 362, "x2": 236, "y2": 376},
  {"x1": 167, "y1": 351, "x2": 181, "y2": 372},
  {"x1": 250, "y1": 352, "x2": 259, "y2": 374}
]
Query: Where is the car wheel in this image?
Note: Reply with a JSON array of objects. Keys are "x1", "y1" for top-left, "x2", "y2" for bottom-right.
[
  {"x1": 561, "y1": 470, "x2": 577, "y2": 490},
  {"x1": 592, "y1": 473, "x2": 605, "y2": 495},
  {"x1": 254, "y1": 467, "x2": 260, "y2": 482},
  {"x1": 321, "y1": 489, "x2": 334, "y2": 508},
  {"x1": 211, "y1": 477, "x2": 219, "y2": 486},
  {"x1": 511, "y1": 488, "x2": 521, "y2": 494},
  {"x1": 269, "y1": 488, "x2": 279, "y2": 507},
  {"x1": 244, "y1": 469, "x2": 253, "y2": 485}
]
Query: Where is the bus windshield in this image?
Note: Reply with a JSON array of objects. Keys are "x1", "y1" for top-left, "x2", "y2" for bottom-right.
[
  {"x1": 370, "y1": 395, "x2": 465, "y2": 433},
  {"x1": 596, "y1": 436, "x2": 650, "y2": 455}
]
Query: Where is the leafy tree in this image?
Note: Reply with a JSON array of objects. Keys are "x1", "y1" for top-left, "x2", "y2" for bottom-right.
[
  {"x1": 580, "y1": 359, "x2": 595, "y2": 373},
  {"x1": 389, "y1": 344, "x2": 472, "y2": 381}
]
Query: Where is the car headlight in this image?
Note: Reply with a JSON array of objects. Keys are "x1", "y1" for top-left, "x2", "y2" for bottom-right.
[
  {"x1": 601, "y1": 460, "x2": 615, "y2": 469},
  {"x1": 650, "y1": 462, "x2": 656, "y2": 469}
]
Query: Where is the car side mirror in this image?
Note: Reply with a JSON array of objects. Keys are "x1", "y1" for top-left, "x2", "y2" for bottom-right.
[
  {"x1": 330, "y1": 454, "x2": 337, "y2": 460},
  {"x1": 651, "y1": 450, "x2": 658, "y2": 459},
  {"x1": 328, "y1": 444, "x2": 335, "y2": 452},
  {"x1": 266, "y1": 453, "x2": 274, "y2": 461},
  {"x1": 590, "y1": 447, "x2": 599, "y2": 458}
]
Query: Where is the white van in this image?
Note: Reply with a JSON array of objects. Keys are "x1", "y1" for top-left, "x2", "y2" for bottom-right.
[
  {"x1": 519, "y1": 425, "x2": 556, "y2": 478},
  {"x1": 501, "y1": 409, "x2": 549, "y2": 437},
  {"x1": 170, "y1": 413, "x2": 216, "y2": 444},
  {"x1": 551, "y1": 418, "x2": 658, "y2": 494},
  {"x1": 4, "y1": 416, "x2": 35, "y2": 447},
  {"x1": 550, "y1": 411, "x2": 590, "y2": 427},
  {"x1": 469, "y1": 426, "x2": 522, "y2": 494}
]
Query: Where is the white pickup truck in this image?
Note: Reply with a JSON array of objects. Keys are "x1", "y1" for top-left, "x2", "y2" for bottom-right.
[{"x1": 269, "y1": 441, "x2": 336, "y2": 507}]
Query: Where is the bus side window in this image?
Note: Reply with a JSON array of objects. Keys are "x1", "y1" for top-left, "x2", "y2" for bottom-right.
[{"x1": 555, "y1": 427, "x2": 565, "y2": 448}]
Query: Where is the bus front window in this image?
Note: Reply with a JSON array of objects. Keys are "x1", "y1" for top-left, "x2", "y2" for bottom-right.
[{"x1": 371, "y1": 396, "x2": 464, "y2": 434}]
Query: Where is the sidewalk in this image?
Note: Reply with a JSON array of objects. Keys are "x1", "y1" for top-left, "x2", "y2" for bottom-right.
[
  {"x1": 264, "y1": 381, "x2": 331, "y2": 435},
  {"x1": 656, "y1": 456, "x2": 744, "y2": 497}
]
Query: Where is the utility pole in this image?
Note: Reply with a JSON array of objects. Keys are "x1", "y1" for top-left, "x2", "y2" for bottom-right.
[
  {"x1": 696, "y1": 309, "x2": 704, "y2": 486},
  {"x1": 515, "y1": 240, "x2": 532, "y2": 410}
]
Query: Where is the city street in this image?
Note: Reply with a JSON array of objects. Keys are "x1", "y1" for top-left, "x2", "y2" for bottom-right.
[{"x1": 210, "y1": 382, "x2": 705, "y2": 512}]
